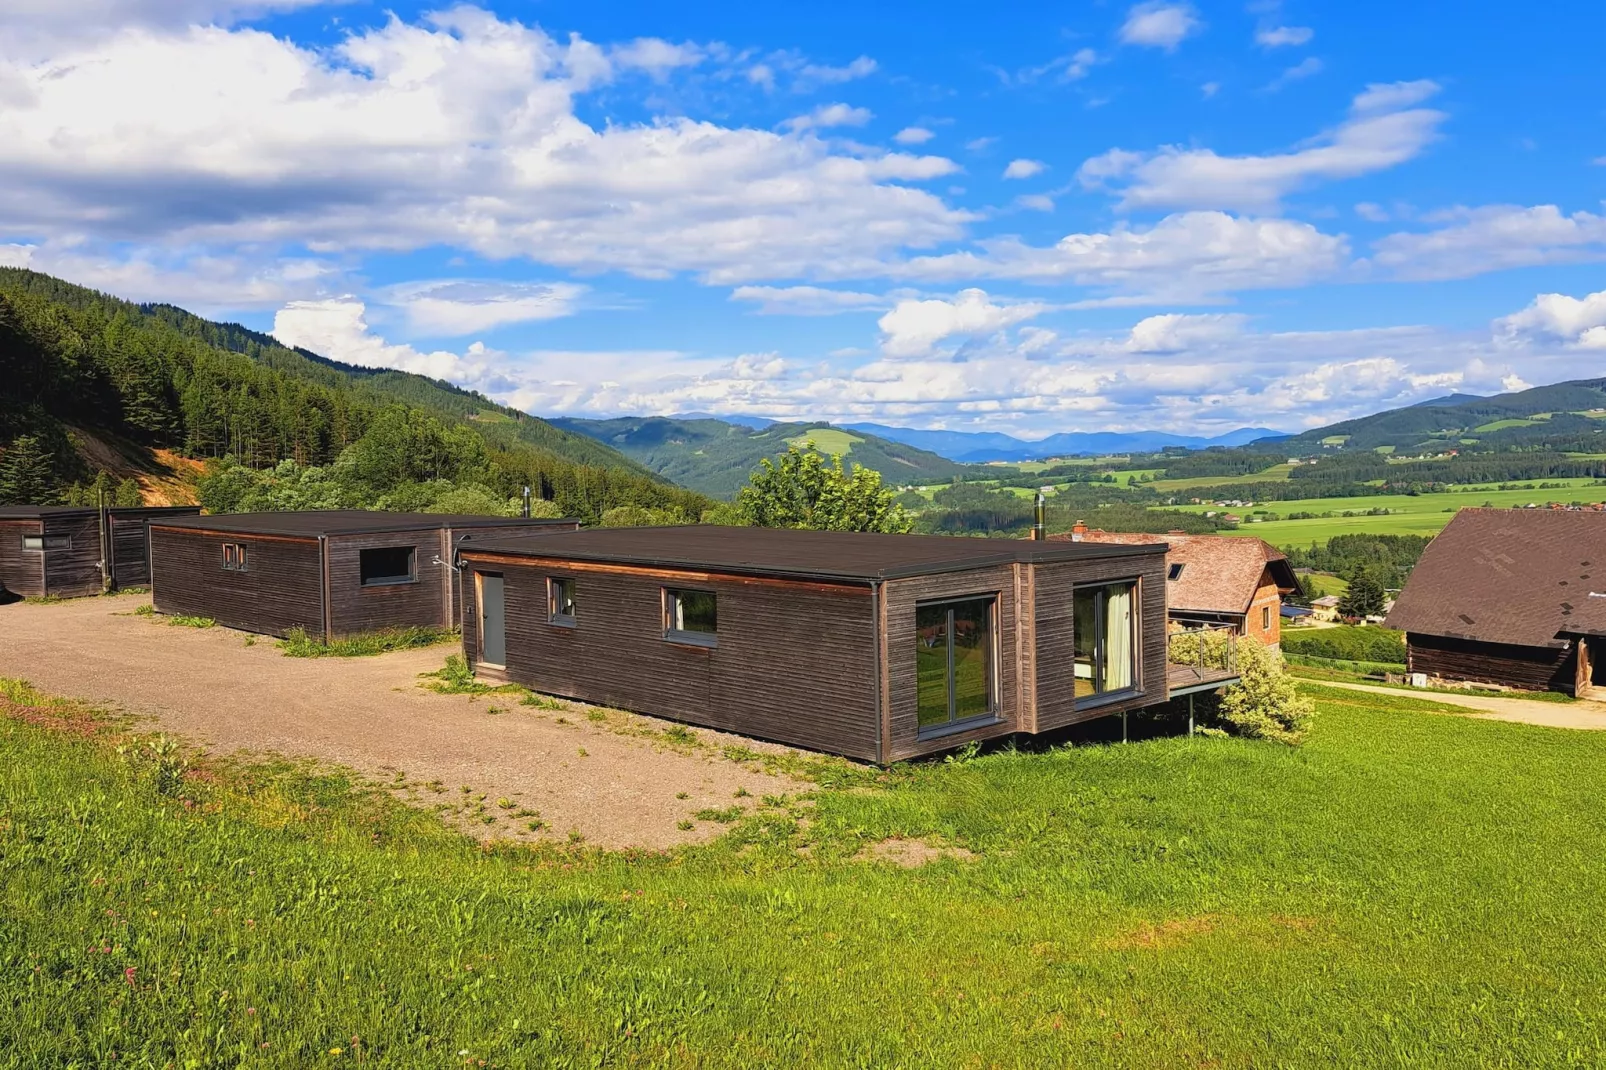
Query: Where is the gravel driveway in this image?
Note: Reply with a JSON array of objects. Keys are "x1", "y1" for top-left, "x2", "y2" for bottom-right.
[{"x1": 0, "y1": 594, "x2": 803, "y2": 848}]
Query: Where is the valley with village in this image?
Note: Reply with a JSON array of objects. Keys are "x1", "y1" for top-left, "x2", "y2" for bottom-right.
[{"x1": 5, "y1": 1, "x2": 1606, "y2": 1066}]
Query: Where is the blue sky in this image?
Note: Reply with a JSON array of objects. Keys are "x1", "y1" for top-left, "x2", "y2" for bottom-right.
[{"x1": 3, "y1": 0, "x2": 1604, "y2": 437}]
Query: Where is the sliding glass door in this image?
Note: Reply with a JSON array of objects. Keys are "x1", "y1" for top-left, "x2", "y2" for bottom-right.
[
  {"x1": 1073, "y1": 581, "x2": 1137, "y2": 700},
  {"x1": 916, "y1": 597, "x2": 997, "y2": 734}
]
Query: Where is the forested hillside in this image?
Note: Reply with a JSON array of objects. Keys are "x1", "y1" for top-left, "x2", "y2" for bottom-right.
[
  {"x1": 0, "y1": 270, "x2": 707, "y2": 522},
  {"x1": 550, "y1": 415, "x2": 977, "y2": 497}
]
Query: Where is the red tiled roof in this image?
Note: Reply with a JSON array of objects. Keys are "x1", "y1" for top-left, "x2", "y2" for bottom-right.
[
  {"x1": 1046, "y1": 530, "x2": 1296, "y2": 614},
  {"x1": 1385, "y1": 509, "x2": 1606, "y2": 647}
]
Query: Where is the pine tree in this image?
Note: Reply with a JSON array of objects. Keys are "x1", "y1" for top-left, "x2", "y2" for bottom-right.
[
  {"x1": 1338, "y1": 570, "x2": 1387, "y2": 619},
  {"x1": 0, "y1": 435, "x2": 60, "y2": 505}
]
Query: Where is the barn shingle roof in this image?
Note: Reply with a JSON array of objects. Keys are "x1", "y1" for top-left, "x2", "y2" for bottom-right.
[
  {"x1": 1385, "y1": 509, "x2": 1606, "y2": 648},
  {"x1": 1047, "y1": 530, "x2": 1296, "y2": 614}
]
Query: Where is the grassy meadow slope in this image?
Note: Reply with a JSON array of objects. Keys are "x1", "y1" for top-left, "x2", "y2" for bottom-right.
[
  {"x1": 550, "y1": 415, "x2": 975, "y2": 497},
  {"x1": 4, "y1": 679, "x2": 1606, "y2": 1065}
]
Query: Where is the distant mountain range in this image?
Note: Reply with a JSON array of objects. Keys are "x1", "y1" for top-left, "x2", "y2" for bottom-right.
[
  {"x1": 842, "y1": 423, "x2": 1286, "y2": 463},
  {"x1": 1268, "y1": 377, "x2": 1606, "y2": 453},
  {"x1": 548, "y1": 416, "x2": 973, "y2": 497}
]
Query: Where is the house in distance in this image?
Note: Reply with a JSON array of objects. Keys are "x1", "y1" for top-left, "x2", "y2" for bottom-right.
[
  {"x1": 0, "y1": 505, "x2": 201, "y2": 600},
  {"x1": 1052, "y1": 525, "x2": 1299, "y2": 646},
  {"x1": 453, "y1": 524, "x2": 1214, "y2": 763},
  {"x1": 150, "y1": 511, "x2": 578, "y2": 639},
  {"x1": 1386, "y1": 509, "x2": 1606, "y2": 697}
]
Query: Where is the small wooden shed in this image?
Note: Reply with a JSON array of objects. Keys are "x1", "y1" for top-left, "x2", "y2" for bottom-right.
[
  {"x1": 150, "y1": 511, "x2": 578, "y2": 639},
  {"x1": 457, "y1": 525, "x2": 1172, "y2": 761},
  {"x1": 0, "y1": 505, "x2": 202, "y2": 599}
]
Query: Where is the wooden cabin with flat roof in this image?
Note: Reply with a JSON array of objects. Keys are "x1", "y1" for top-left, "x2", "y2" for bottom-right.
[
  {"x1": 0, "y1": 505, "x2": 201, "y2": 599},
  {"x1": 457, "y1": 525, "x2": 1182, "y2": 762},
  {"x1": 149, "y1": 511, "x2": 578, "y2": 639}
]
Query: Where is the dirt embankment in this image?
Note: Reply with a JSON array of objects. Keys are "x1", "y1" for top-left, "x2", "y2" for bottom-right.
[{"x1": 67, "y1": 426, "x2": 202, "y2": 505}]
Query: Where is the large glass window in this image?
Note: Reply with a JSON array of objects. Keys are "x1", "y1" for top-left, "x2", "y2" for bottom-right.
[
  {"x1": 664, "y1": 588, "x2": 717, "y2": 645},
  {"x1": 359, "y1": 546, "x2": 416, "y2": 586},
  {"x1": 916, "y1": 597, "x2": 997, "y2": 734},
  {"x1": 1073, "y1": 581, "x2": 1137, "y2": 700}
]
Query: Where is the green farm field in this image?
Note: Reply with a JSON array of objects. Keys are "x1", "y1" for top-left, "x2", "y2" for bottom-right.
[{"x1": 6, "y1": 679, "x2": 1606, "y2": 1065}]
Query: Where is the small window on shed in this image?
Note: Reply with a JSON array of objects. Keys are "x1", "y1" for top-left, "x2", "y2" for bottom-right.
[
  {"x1": 221, "y1": 543, "x2": 248, "y2": 571},
  {"x1": 22, "y1": 535, "x2": 71, "y2": 551},
  {"x1": 360, "y1": 546, "x2": 416, "y2": 586},
  {"x1": 1167, "y1": 562, "x2": 1185, "y2": 581},
  {"x1": 664, "y1": 588, "x2": 717, "y2": 645},
  {"x1": 548, "y1": 576, "x2": 577, "y2": 625}
]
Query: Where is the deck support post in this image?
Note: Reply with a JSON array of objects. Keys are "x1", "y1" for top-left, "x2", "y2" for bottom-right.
[
  {"x1": 1188, "y1": 693, "x2": 1195, "y2": 738},
  {"x1": 1122, "y1": 710, "x2": 1128, "y2": 743}
]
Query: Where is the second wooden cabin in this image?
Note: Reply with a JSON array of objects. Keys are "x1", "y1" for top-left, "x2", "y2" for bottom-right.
[
  {"x1": 0, "y1": 505, "x2": 201, "y2": 599},
  {"x1": 457, "y1": 525, "x2": 1177, "y2": 762},
  {"x1": 150, "y1": 511, "x2": 578, "y2": 639}
]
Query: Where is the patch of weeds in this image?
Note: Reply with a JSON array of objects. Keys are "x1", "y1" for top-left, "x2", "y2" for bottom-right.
[
  {"x1": 116, "y1": 734, "x2": 190, "y2": 797},
  {"x1": 133, "y1": 603, "x2": 156, "y2": 617},
  {"x1": 662, "y1": 725, "x2": 699, "y2": 746},
  {"x1": 585, "y1": 709, "x2": 607, "y2": 723},
  {"x1": 520, "y1": 692, "x2": 565, "y2": 710},
  {"x1": 168, "y1": 614, "x2": 217, "y2": 629},
  {"x1": 567, "y1": 830, "x2": 585, "y2": 844},
  {"x1": 480, "y1": 815, "x2": 496, "y2": 825},
  {"x1": 675, "y1": 792, "x2": 690, "y2": 800},
  {"x1": 694, "y1": 806, "x2": 745, "y2": 825},
  {"x1": 676, "y1": 820, "x2": 694, "y2": 831},
  {"x1": 526, "y1": 819, "x2": 546, "y2": 832},
  {"x1": 485, "y1": 707, "x2": 505, "y2": 716},
  {"x1": 419, "y1": 655, "x2": 521, "y2": 697},
  {"x1": 280, "y1": 625, "x2": 457, "y2": 658},
  {"x1": 425, "y1": 780, "x2": 445, "y2": 794},
  {"x1": 242, "y1": 636, "x2": 256, "y2": 647},
  {"x1": 761, "y1": 794, "x2": 789, "y2": 809},
  {"x1": 22, "y1": 594, "x2": 68, "y2": 605},
  {"x1": 514, "y1": 808, "x2": 538, "y2": 818},
  {"x1": 577, "y1": 747, "x2": 588, "y2": 758},
  {"x1": 496, "y1": 798, "x2": 515, "y2": 810},
  {"x1": 734, "y1": 786, "x2": 751, "y2": 799}
]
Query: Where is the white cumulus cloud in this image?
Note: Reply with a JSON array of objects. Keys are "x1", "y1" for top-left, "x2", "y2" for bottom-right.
[
  {"x1": 384, "y1": 280, "x2": 588, "y2": 336},
  {"x1": 877, "y1": 289, "x2": 1048, "y2": 357},
  {"x1": 1077, "y1": 80, "x2": 1444, "y2": 211},
  {"x1": 782, "y1": 102, "x2": 873, "y2": 131},
  {"x1": 1118, "y1": 3, "x2": 1202, "y2": 51},
  {"x1": 894, "y1": 126, "x2": 935, "y2": 145},
  {"x1": 1256, "y1": 25, "x2": 1314, "y2": 48},
  {"x1": 1371, "y1": 204, "x2": 1606, "y2": 281},
  {"x1": 1495, "y1": 289, "x2": 1606, "y2": 350},
  {"x1": 1003, "y1": 158, "x2": 1046, "y2": 180},
  {"x1": 729, "y1": 285, "x2": 886, "y2": 315}
]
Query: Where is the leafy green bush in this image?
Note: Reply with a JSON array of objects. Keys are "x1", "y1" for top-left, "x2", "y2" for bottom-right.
[
  {"x1": 1282, "y1": 626, "x2": 1406, "y2": 665},
  {"x1": 1216, "y1": 638, "x2": 1315, "y2": 744}
]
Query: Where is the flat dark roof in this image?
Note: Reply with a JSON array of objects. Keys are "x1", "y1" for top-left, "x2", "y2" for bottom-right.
[
  {"x1": 0, "y1": 505, "x2": 200, "y2": 519},
  {"x1": 463, "y1": 524, "x2": 1165, "y2": 583},
  {"x1": 152, "y1": 510, "x2": 578, "y2": 538}
]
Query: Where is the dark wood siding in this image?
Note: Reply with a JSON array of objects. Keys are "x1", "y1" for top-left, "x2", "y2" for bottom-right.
[
  {"x1": 1034, "y1": 551, "x2": 1169, "y2": 733},
  {"x1": 107, "y1": 508, "x2": 201, "y2": 590},
  {"x1": 41, "y1": 514, "x2": 106, "y2": 598},
  {"x1": 1407, "y1": 633, "x2": 1576, "y2": 693},
  {"x1": 325, "y1": 530, "x2": 451, "y2": 638},
  {"x1": 151, "y1": 527, "x2": 325, "y2": 636},
  {"x1": 882, "y1": 565, "x2": 1021, "y2": 762},
  {"x1": 462, "y1": 555, "x2": 882, "y2": 760},
  {"x1": 448, "y1": 521, "x2": 579, "y2": 627},
  {"x1": 0, "y1": 520, "x2": 44, "y2": 597}
]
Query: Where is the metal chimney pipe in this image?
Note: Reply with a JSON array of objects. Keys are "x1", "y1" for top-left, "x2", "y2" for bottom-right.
[
  {"x1": 1032, "y1": 491, "x2": 1046, "y2": 541},
  {"x1": 521, "y1": 485, "x2": 532, "y2": 519}
]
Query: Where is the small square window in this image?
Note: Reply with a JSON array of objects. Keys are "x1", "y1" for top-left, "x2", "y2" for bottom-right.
[
  {"x1": 1167, "y1": 562, "x2": 1185, "y2": 581},
  {"x1": 664, "y1": 588, "x2": 717, "y2": 645},
  {"x1": 22, "y1": 535, "x2": 71, "y2": 551},
  {"x1": 221, "y1": 543, "x2": 248, "y2": 571},
  {"x1": 549, "y1": 576, "x2": 576, "y2": 625},
  {"x1": 360, "y1": 546, "x2": 416, "y2": 586}
]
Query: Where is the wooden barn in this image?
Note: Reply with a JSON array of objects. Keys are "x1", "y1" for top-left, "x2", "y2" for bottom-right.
[
  {"x1": 0, "y1": 505, "x2": 201, "y2": 599},
  {"x1": 149, "y1": 511, "x2": 578, "y2": 639},
  {"x1": 1386, "y1": 509, "x2": 1606, "y2": 697},
  {"x1": 456, "y1": 525, "x2": 1180, "y2": 762}
]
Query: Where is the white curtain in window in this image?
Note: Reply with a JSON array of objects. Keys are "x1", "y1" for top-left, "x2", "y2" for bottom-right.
[{"x1": 1104, "y1": 584, "x2": 1133, "y2": 690}]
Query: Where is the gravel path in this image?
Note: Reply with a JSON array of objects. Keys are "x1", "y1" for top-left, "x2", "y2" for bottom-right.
[
  {"x1": 1312, "y1": 679, "x2": 1606, "y2": 731},
  {"x1": 0, "y1": 595, "x2": 803, "y2": 849}
]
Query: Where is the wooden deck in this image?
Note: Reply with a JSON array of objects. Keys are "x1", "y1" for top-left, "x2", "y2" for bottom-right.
[{"x1": 1167, "y1": 663, "x2": 1241, "y2": 697}]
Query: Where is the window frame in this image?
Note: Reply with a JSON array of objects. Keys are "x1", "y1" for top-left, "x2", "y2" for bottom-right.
[
  {"x1": 662, "y1": 587, "x2": 718, "y2": 648},
  {"x1": 1167, "y1": 562, "x2": 1185, "y2": 581},
  {"x1": 221, "y1": 542, "x2": 249, "y2": 572},
  {"x1": 547, "y1": 576, "x2": 577, "y2": 627},
  {"x1": 914, "y1": 594, "x2": 1002, "y2": 740},
  {"x1": 358, "y1": 545, "x2": 418, "y2": 588},
  {"x1": 1071, "y1": 578, "x2": 1142, "y2": 708},
  {"x1": 1262, "y1": 605, "x2": 1272, "y2": 631},
  {"x1": 22, "y1": 534, "x2": 71, "y2": 552}
]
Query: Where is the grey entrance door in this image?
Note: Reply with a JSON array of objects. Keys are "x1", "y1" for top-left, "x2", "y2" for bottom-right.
[{"x1": 478, "y1": 572, "x2": 506, "y2": 667}]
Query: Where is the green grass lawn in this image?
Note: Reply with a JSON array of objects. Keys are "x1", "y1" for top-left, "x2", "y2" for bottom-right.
[
  {"x1": 1302, "y1": 572, "x2": 1349, "y2": 597},
  {"x1": 5, "y1": 680, "x2": 1606, "y2": 1066},
  {"x1": 784, "y1": 427, "x2": 863, "y2": 455}
]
